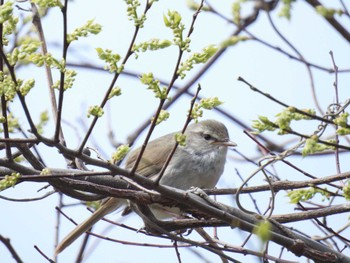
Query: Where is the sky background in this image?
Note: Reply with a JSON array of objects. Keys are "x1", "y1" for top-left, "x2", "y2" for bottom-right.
[{"x1": 1, "y1": 0, "x2": 350, "y2": 262}]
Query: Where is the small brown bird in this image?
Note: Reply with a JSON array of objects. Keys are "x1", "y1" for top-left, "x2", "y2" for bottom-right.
[{"x1": 55, "y1": 119, "x2": 236, "y2": 255}]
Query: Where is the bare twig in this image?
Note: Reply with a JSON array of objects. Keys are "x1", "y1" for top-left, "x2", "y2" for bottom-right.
[
  {"x1": 0, "y1": 235, "x2": 23, "y2": 263},
  {"x1": 34, "y1": 245, "x2": 54, "y2": 263},
  {"x1": 31, "y1": 3, "x2": 66, "y2": 147}
]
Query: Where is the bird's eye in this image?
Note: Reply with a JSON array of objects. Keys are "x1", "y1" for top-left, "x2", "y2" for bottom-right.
[{"x1": 203, "y1": 133, "x2": 212, "y2": 140}]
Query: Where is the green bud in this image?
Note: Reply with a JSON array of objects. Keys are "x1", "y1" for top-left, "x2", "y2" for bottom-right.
[
  {"x1": 287, "y1": 187, "x2": 330, "y2": 204},
  {"x1": 111, "y1": 144, "x2": 130, "y2": 163},
  {"x1": 253, "y1": 220, "x2": 271, "y2": 243},
  {"x1": 31, "y1": 0, "x2": 63, "y2": 8},
  {"x1": 88, "y1": 105, "x2": 104, "y2": 118},
  {"x1": 40, "y1": 168, "x2": 51, "y2": 175},
  {"x1": 67, "y1": 20, "x2": 102, "y2": 44},
  {"x1": 19, "y1": 79, "x2": 35, "y2": 96},
  {"x1": 152, "y1": 110, "x2": 169, "y2": 125},
  {"x1": 108, "y1": 87, "x2": 122, "y2": 99},
  {"x1": 178, "y1": 45, "x2": 218, "y2": 79},
  {"x1": 220, "y1": 36, "x2": 249, "y2": 48},
  {"x1": 96, "y1": 48, "x2": 121, "y2": 73},
  {"x1": 199, "y1": 97, "x2": 222, "y2": 110},
  {"x1": 337, "y1": 127, "x2": 350, "y2": 135},
  {"x1": 0, "y1": 173, "x2": 21, "y2": 191},
  {"x1": 316, "y1": 5, "x2": 343, "y2": 18},
  {"x1": 302, "y1": 136, "x2": 335, "y2": 156},
  {"x1": 175, "y1": 133, "x2": 187, "y2": 146},
  {"x1": 334, "y1": 112, "x2": 349, "y2": 127},
  {"x1": 343, "y1": 183, "x2": 350, "y2": 200},
  {"x1": 140, "y1": 73, "x2": 167, "y2": 99}
]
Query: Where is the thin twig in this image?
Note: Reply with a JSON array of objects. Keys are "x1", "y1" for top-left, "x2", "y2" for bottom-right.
[
  {"x1": 329, "y1": 51, "x2": 342, "y2": 177},
  {"x1": 34, "y1": 245, "x2": 54, "y2": 263},
  {"x1": 31, "y1": 3, "x2": 66, "y2": 147},
  {"x1": 54, "y1": 0, "x2": 69, "y2": 144},
  {"x1": 264, "y1": 8, "x2": 322, "y2": 114},
  {"x1": 78, "y1": 0, "x2": 152, "y2": 154},
  {"x1": 237, "y1": 77, "x2": 332, "y2": 124},
  {"x1": 0, "y1": 235, "x2": 23, "y2": 263},
  {"x1": 0, "y1": 191, "x2": 55, "y2": 202}
]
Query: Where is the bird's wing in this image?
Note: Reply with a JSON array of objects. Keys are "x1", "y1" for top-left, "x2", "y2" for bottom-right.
[{"x1": 125, "y1": 133, "x2": 176, "y2": 178}]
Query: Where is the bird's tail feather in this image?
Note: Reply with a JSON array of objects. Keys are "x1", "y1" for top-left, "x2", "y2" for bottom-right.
[{"x1": 55, "y1": 198, "x2": 124, "y2": 255}]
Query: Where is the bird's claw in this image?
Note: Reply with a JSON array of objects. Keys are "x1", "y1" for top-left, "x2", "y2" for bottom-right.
[{"x1": 188, "y1": 187, "x2": 208, "y2": 198}]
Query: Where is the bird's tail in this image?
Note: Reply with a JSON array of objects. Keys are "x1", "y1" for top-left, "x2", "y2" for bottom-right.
[{"x1": 55, "y1": 197, "x2": 125, "y2": 255}]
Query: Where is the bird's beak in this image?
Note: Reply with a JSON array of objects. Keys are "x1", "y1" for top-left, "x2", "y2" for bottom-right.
[{"x1": 214, "y1": 139, "x2": 237, "y2": 147}]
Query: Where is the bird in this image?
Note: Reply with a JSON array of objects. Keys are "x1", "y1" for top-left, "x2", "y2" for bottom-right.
[{"x1": 55, "y1": 119, "x2": 236, "y2": 255}]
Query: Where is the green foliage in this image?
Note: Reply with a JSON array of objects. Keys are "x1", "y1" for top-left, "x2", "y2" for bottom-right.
[
  {"x1": 316, "y1": 5, "x2": 344, "y2": 18},
  {"x1": 164, "y1": 10, "x2": 190, "y2": 52},
  {"x1": 152, "y1": 110, "x2": 169, "y2": 125},
  {"x1": 253, "y1": 220, "x2": 271, "y2": 243},
  {"x1": 125, "y1": 0, "x2": 147, "y2": 27},
  {"x1": 14, "y1": 155, "x2": 25, "y2": 163},
  {"x1": 0, "y1": 113, "x2": 19, "y2": 132},
  {"x1": 40, "y1": 168, "x2": 51, "y2": 175},
  {"x1": 0, "y1": 173, "x2": 21, "y2": 191},
  {"x1": 199, "y1": 97, "x2": 223, "y2": 110},
  {"x1": 287, "y1": 187, "x2": 330, "y2": 204},
  {"x1": 278, "y1": 0, "x2": 296, "y2": 20},
  {"x1": 0, "y1": 1, "x2": 14, "y2": 24},
  {"x1": 85, "y1": 200, "x2": 101, "y2": 210},
  {"x1": 177, "y1": 45, "x2": 218, "y2": 79},
  {"x1": 7, "y1": 38, "x2": 41, "y2": 65},
  {"x1": 275, "y1": 107, "x2": 314, "y2": 134},
  {"x1": 252, "y1": 107, "x2": 315, "y2": 135},
  {"x1": 334, "y1": 112, "x2": 350, "y2": 135},
  {"x1": 52, "y1": 69, "x2": 77, "y2": 90},
  {"x1": 0, "y1": 1, "x2": 18, "y2": 46},
  {"x1": 220, "y1": 35, "x2": 249, "y2": 48},
  {"x1": 334, "y1": 112, "x2": 349, "y2": 127},
  {"x1": 252, "y1": 116, "x2": 277, "y2": 133},
  {"x1": 87, "y1": 105, "x2": 104, "y2": 118},
  {"x1": 132, "y1": 38, "x2": 172, "y2": 58},
  {"x1": 301, "y1": 135, "x2": 335, "y2": 156},
  {"x1": 186, "y1": 0, "x2": 210, "y2": 11},
  {"x1": 67, "y1": 20, "x2": 102, "y2": 44},
  {"x1": 27, "y1": 49, "x2": 75, "y2": 91},
  {"x1": 108, "y1": 86, "x2": 122, "y2": 100},
  {"x1": 36, "y1": 110, "x2": 49, "y2": 134},
  {"x1": 343, "y1": 182, "x2": 350, "y2": 201},
  {"x1": 337, "y1": 127, "x2": 350, "y2": 136},
  {"x1": 31, "y1": 0, "x2": 63, "y2": 8},
  {"x1": 140, "y1": 72, "x2": 167, "y2": 99},
  {"x1": 191, "y1": 97, "x2": 223, "y2": 121},
  {"x1": 111, "y1": 144, "x2": 130, "y2": 163},
  {"x1": 252, "y1": 108, "x2": 338, "y2": 156},
  {"x1": 18, "y1": 79, "x2": 35, "y2": 96},
  {"x1": 62, "y1": 69, "x2": 77, "y2": 90},
  {"x1": 96, "y1": 48, "x2": 122, "y2": 73},
  {"x1": 29, "y1": 53, "x2": 65, "y2": 71},
  {"x1": 231, "y1": 0, "x2": 245, "y2": 25},
  {"x1": 0, "y1": 73, "x2": 16, "y2": 101},
  {"x1": 175, "y1": 133, "x2": 187, "y2": 146}
]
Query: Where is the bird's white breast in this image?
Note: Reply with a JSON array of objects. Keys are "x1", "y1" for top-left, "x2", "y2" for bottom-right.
[{"x1": 159, "y1": 146, "x2": 227, "y2": 190}]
